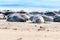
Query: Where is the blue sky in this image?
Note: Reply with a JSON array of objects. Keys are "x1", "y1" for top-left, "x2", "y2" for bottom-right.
[{"x1": 0, "y1": 0, "x2": 60, "y2": 10}]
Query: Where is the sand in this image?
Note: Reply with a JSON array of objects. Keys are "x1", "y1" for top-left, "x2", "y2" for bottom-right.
[{"x1": 0, "y1": 20, "x2": 60, "y2": 40}]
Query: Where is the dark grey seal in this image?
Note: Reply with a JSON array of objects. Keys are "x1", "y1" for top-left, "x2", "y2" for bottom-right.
[{"x1": 7, "y1": 13, "x2": 27, "y2": 22}]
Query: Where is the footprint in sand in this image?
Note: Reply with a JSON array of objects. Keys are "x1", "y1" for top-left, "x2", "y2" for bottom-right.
[
  {"x1": 38, "y1": 26, "x2": 45, "y2": 31},
  {"x1": 17, "y1": 38, "x2": 22, "y2": 40}
]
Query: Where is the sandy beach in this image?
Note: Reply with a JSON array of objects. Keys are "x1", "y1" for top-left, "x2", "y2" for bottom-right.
[
  {"x1": 0, "y1": 20, "x2": 60, "y2": 40},
  {"x1": 0, "y1": 0, "x2": 60, "y2": 40}
]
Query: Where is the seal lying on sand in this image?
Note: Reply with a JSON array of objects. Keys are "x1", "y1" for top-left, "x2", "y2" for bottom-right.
[
  {"x1": 7, "y1": 13, "x2": 28, "y2": 22},
  {"x1": 30, "y1": 15, "x2": 44, "y2": 23},
  {"x1": 54, "y1": 16, "x2": 60, "y2": 22},
  {"x1": 2, "y1": 10, "x2": 14, "y2": 19},
  {"x1": 42, "y1": 15, "x2": 54, "y2": 22},
  {"x1": 20, "y1": 14, "x2": 30, "y2": 21},
  {"x1": 44, "y1": 12, "x2": 56, "y2": 17}
]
